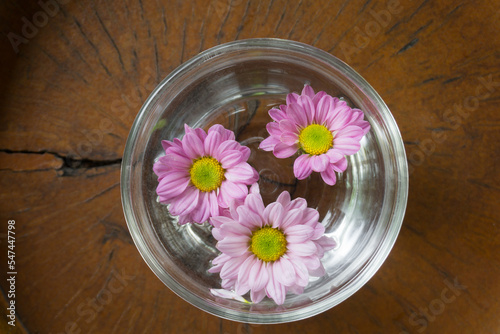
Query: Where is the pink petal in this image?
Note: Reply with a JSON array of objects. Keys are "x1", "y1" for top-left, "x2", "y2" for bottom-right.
[
  {"x1": 204, "y1": 131, "x2": 222, "y2": 157},
  {"x1": 331, "y1": 157, "x2": 348, "y2": 172},
  {"x1": 326, "y1": 149, "x2": 344, "y2": 163},
  {"x1": 280, "y1": 132, "x2": 298, "y2": 145},
  {"x1": 153, "y1": 161, "x2": 169, "y2": 179},
  {"x1": 287, "y1": 240, "x2": 317, "y2": 256},
  {"x1": 326, "y1": 103, "x2": 352, "y2": 130},
  {"x1": 210, "y1": 215, "x2": 235, "y2": 229},
  {"x1": 320, "y1": 165, "x2": 337, "y2": 186},
  {"x1": 266, "y1": 122, "x2": 282, "y2": 136},
  {"x1": 312, "y1": 91, "x2": 327, "y2": 109},
  {"x1": 269, "y1": 108, "x2": 287, "y2": 122},
  {"x1": 156, "y1": 171, "x2": 190, "y2": 197},
  {"x1": 193, "y1": 127, "x2": 208, "y2": 142},
  {"x1": 273, "y1": 258, "x2": 296, "y2": 287},
  {"x1": 244, "y1": 193, "x2": 266, "y2": 217},
  {"x1": 250, "y1": 288, "x2": 266, "y2": 303},
  {"x1": 263, "y1": 202, "x2": 284, "y2": 228},
  {"x1": 273, "y1": 142, "x2": 298, "y2": 159},
  {"x1": 309, "y1": 264, "x2": 326, "y2": 277},
  {"x1": 276, "y1": 191, "x2": 291, "y2": 208},
  {"x1": 208, "y1": 124, "x2": 235, "y2": 141},
  {"x1": 291, "y1": 259, "x2": 309, "y2": 287},
  {"x1": 236, "y1": 205, "x2": 263, "y2": 229},
  {"x1": 279, "y1": 119, "x2": 298, "y2": 133},
  {"x1": 302, "y1": 208, "x2": 322, "y2": 227},
  {"x1": 237, "y1": 255, "x2": 257, "y2": 291},
  {"x1": 182, "y1": 133, "x2": 204, "y2": 159},
  {"x1": 285, "y1": 225, "x2": 315, "y2": 243},
  {"x1": 170, "y1": 187, "x2": 199, "y2": 215},
  {"x1": 239, "y1": 146, "x2": 251, "y2": 162},
  {"x1": 297, "y1": 95, "x2": 315, "y2": 124},
  {"x1": 220, "y1": 256, "x2": 246, "y2": 280},
  {"x1": 160, "y1": 152, "x2": 192, "y2": 170},
  {"x1": 336, "y1": 125, "x2": 364, "y2": 142},
  {"x1": 210, "y1": 289, "x2": 249, "y2": 303},
  {"x1": 225, "y1": 163, "x2": 256, "y2": 182},
  {"x1": 217, "y1": 236, "x2": 250, "y2": 257},
  {"x1": 315, "y1": 95, "x2": 333, "y2": 125},
  {"x1": 286, "y1": 92, "x2": 299, "y2": 105},
  {"x1": 281, "y1": 208, "x2": 303, "y2": 229},
  {"x1": 208, "y1": 191, "x2": 220, "y2": 218},
  {"x1": 301, "y1": 84, "x2": 315, "y2": 98},
  {"x1": 259, "y1": 135, "x2": 280, "y2": 151},
  {"x1": 161, "y1": 140, "x2": 173, "y2": 151},
  {"x1": 220, "y1": 181, "x2": 248, "y2": 203},
  {"x1": 310, "y1": 154, "x2": 330, "y2": 172},
  {"x1": 287, "y1": 197, "x2": 307, "y2": 211},
  {"x1": 191, "y1": 192, "x2": 210, "y2": 223},
  {"x1": 221, "y1": 221, "x2": 251, "y2": 237},
  {"x1": 317, "y1": 235, "x2": 337, "y2": 252},
  {"x1": 217, "y1": 140, "x2": 240, "y2": 153},
  {"x1": 293, "y1": 154, "x2": 313, "y2": 180},
  {"x1": 288, "y1": 103, "x2": 308, "y2": 127},
  {"x1": 249, "y1": 261, "x2": 269, "y2": 291},
  {"x1": 265, "y1": 268, "x2": 286, "y2": 305},
  {"x1": 220, "y1": 150, "x2": 243, "y2": 169}
]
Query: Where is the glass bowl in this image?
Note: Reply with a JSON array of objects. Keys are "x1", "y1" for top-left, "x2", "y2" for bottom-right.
[{"x1": 121, "y1": 38, "x2": 408, "y2": 324}]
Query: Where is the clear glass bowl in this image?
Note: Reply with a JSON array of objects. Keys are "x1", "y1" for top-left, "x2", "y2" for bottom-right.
[{"x1": 121, "y1": 38, "x2": 408, "y2": 324}]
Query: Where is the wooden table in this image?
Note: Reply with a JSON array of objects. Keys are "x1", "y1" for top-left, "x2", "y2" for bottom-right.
[{"x1": 1, "y1": 0, "x2": 498, "y2": 333}]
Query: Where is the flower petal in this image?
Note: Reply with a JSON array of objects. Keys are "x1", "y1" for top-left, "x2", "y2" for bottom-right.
[
  {"x1": 220, "y1": 150, "x2": 243, "y2": 169},
  {"x1": 286, "y1": 225, "x2": 315, "y2": 243},
  {"x1": 279, "y1": 119, "x2": 298, "y2": 133},
  {"x1": 182, "y1": 133, "x2": 204, "y2": 159},
  {"x1": 269, "y1": 108, "x2": 287, "y2": 122},
  {"x1": 316, "y1": 95, "x2": 333, "y2": 125},
  {"x1": 310, "y1": 154, "x2": 330, "y2": 172},
  {"x1": 320, "y1": 165, "x2": 337, "y2": 186},
  {"x1": 217, "y1": 236, "x2": 250, "y2": 257},
  {"x1": 287, "y1": 240, "x2": 317, "y2": 256},
  {"x1": 273, "y1": 142, "x2": 298, "y2": 159},
  {"x1": 210, "y1": 215, "x2": 235, "y2": 229},
  {"x1": 169, "y1": 187, "x2": 199, "y2": 215},
  {"x1": 266, "y1": 122, "x2": 282, "y2": 136},
  {"x1": 301, "y1": 84, "x2": 315, "y2": 98},
  {"x1": 249, "y1": 261, "x2": 269, "y2": 291},
  {"x1": 276, "y1": 191, "x2": 291, "y2": 208},
  {"x1": 273, "y1": 257, "x2": 296, "y2": 287},
  {"x1": 297, "y1": 95, "x2": 315, "y2": 124},
  {"x1": 156, "y1": 171, "x2": 190, "y2": 198},
  {"x1": 281, "y1": 208, "x2": 303, "y2": 229},
  {"x1": 280, "y1": 132, "x2": 298, "y2": 145},
  {"x1": 225, "y1": 163, "x2": 256, "y2": 183},
  {"x1": 204, "y1": 131, "x2": 222, "y2": 157},
  {"x1": 259, "y1": 135, "x2": 280, "y2": 151},
  {"x1": 263, "y1": 202, "x2": 284, "y2": 228},
  {"x1": 236, "y1": 205, "x2": 263, "y2": 229},
  {"x1": 286, "y1": 92, "x2": 299, "y2": 105},
  {"x1": 265, "y1": 268, "x2": 286, "y2": 305},
  {"x1": 288, "y1": 103, "x2": 308, "y2": 127},
  {"x1": 293, "y1": 154, "x2": 313, "y2": 180}
]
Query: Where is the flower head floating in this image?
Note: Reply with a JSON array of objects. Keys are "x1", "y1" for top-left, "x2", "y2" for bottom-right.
[
  {"x1": 153, "y1": 124, "x2": 258, "y2": 224},
  {"x1": 259, "y1": 85, "x2": 370, "y2": 185},
  {"x1": 209, "y1": 184, "x2": 336, "y2": 305}
]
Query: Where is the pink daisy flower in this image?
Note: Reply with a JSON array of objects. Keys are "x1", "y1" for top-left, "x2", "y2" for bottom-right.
[
  {"x1": 153, "y1": 124, "x2": 258, "y2": 225},
  {"x1": 209, "y1": 185, "x2": 336, "y2": 305},
  {"x1": 259, "y1": 85, "x2": 370, "y2": 186}
]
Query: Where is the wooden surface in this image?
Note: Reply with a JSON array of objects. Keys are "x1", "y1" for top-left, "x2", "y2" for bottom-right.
[{"x1": 0, "y1": 0, "x2": 499, "y2": 333}]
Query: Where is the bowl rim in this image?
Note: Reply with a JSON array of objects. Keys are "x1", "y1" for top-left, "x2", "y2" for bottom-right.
[{"x1": 120, "y1": 38, "x2": 409, "y2": 324}]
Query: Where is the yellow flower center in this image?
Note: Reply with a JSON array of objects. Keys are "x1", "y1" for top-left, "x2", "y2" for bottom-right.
[
  {"x1": 250, "y1": 226, "x2": 287, "y2": 262},
  {"x1": 298, "y1": 124, "x2": 333, "y2": 155},
  {"x1": 189, "y1": 156, "x2": 225, "y2": 192}
]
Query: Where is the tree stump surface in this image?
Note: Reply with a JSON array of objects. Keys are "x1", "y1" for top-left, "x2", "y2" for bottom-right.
[{"x1": 0, "y1": 0, "x2": 498, "y2": 333}]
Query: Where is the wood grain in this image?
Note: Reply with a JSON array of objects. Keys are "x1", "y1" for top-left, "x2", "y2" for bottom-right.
[{"x1": 0, "y1": 0, "x2": 499, "y2": 333}]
